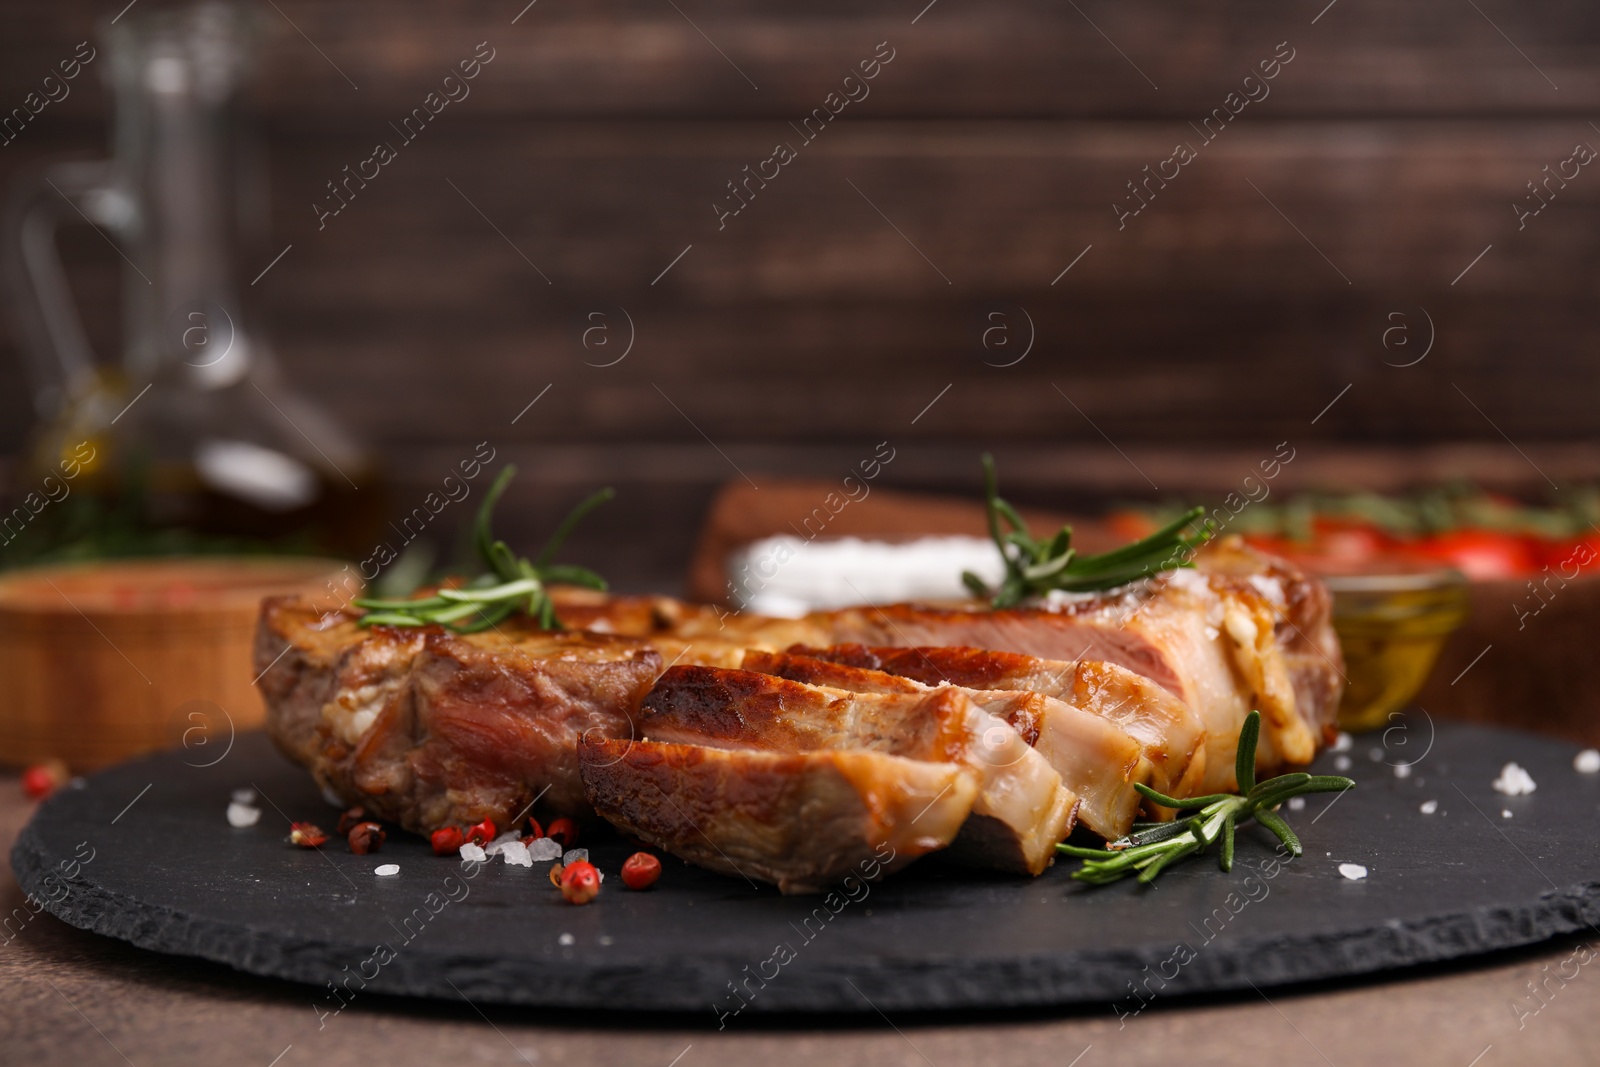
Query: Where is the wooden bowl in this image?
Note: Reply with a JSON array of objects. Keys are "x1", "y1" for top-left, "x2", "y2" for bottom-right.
[{"x1": 0, "y1": 557, "x2": 351, "y2": 771}]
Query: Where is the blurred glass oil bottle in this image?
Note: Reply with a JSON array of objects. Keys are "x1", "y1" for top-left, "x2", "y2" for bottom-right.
[{"x1": 3, "y1": 1, "x2": 382, "y2": 562}]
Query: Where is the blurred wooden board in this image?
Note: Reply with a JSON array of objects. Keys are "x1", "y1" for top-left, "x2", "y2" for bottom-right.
[
  {"x1": 1418, "y1": 576, "x2": 1600, "y2": 748},
  {"x1": 0, "y1": 558, "x2": 347, "y2": 771}
]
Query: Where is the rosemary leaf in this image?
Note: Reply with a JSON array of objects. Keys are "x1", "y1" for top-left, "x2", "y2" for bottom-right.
[
  {"x1": 357, "y1": 465, "x2": 612, "y2": 634},
  {"x1": 1254, "y1": 808, "x2": 1303, "y2": 857},
  {"x1": 1133, "y1": 783, "x2": 1238, "y2": 810},
  {"x1": 1235, "y1": 710, "x2": 1260, "y2": 794},
  {"x1": 1060, "y1": 711, "x2": 1354, "y2": 886},
  {"x1": 966, "y1": 453, "x2": 1213, "y2": 607}
]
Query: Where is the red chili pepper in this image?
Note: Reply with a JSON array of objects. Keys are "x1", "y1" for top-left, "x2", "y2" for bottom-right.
[
  {"x1": 548, "y1": 862, "x2": 565, "y2": 887},
  {"x1": 559, "y1": 860, "x2": 601, "y2": 905},
  {"x1": 336, "y1": 806, "x2": 369, "y2": 836},
  {"x1": 546, "y1": 817, "x2": 578, "y2": 849},
  {"x1": 430, "y1": 827, "x2": 464, "y2": 856},
  {"x1": 620, "y1": 852, "x2": 661, "y2": 891},
  {"x1": 465, "y1": 819, "x2": 496, "y2": 847},
  {"x1": 289, "y1": 822, "x2": 329, "y2": 848},
  {"x1": 21, "y1": 760, "x2": 67, "y2": 800},
  {"x1": 347, "y1": 821, "x2": 386, "y2": 855},
  {"x1": 525, "y1": 817, "x2": 543, "y2": 840}
]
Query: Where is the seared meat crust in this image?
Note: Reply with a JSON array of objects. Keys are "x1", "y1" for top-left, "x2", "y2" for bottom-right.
[{"x1": 255, "y1": 598, "x2": 661, "y2": 834}]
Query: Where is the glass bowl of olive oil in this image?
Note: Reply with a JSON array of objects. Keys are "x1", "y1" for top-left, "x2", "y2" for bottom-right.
[{"x1": 1324, "y1": 567, "x2": 1470, "y2": 734}]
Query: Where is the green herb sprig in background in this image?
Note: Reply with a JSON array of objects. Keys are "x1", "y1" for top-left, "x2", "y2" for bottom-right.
[
  {"x1": 962, "y1": 453, "x2": 1214, "y2": 607},
  {"x1": 354, "y1": 465, "x2": 611, "y2": 633},
  {"x1": 1058, "y1": 711, "x2": 1354, "y2": 884}
]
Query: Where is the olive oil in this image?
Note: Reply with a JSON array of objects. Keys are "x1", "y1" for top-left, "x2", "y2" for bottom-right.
[{"x1": 1327, "y1": 570, "x2": 1470, "y2": 734}]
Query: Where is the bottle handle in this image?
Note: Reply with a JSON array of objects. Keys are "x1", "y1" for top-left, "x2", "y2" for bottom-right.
[{"x1": 2, "y1": 160, "x2": 130, "y2": 420}]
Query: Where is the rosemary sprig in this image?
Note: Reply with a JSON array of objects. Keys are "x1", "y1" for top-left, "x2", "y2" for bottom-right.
[
  {"x1": 961, "y1": 454, "x2": 1214, "y2": 608},
  {"x1": 354, "y1": 465, "x2": 612, "y2": 633},
  {"x1": 1057, "y1": 711, "x2": 1354, "y2": 885}
]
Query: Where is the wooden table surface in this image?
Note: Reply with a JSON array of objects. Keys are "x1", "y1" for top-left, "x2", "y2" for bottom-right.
[{"x1": 2, "y1": 772, "x2": 1596, "y2": 1066}]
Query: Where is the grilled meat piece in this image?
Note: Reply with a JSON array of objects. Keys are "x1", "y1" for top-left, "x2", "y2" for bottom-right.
[
  {"x1": 256, "y1": 597, "x2": 661, "y2": 834},
  {"x1": 578, "y1": 735, "x2": 977, "y2": 894},
  {"x1": 256, "y1": 539, "x2": 1335, "y2": 860},
  {"x1": 808, "y1": 539, "x2": 1340, "y2": 791},
  {"x1": 638, "y1": 665, "x2": 1075, "y2": 874},
  {"x1": 740, "y1": 650, "x2": 1148, "y2": 838},
  {"x1": 569, "y1": 540, "x2": 1339, "y2": 791},
  {"x1": 779, "y1": 645, "x2": 1206, "y2": 802}
]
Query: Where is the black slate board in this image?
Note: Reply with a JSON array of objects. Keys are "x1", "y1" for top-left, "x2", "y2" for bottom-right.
[{"x1": 13, "y1": 714, "x2": 1600, "y2": 1016}]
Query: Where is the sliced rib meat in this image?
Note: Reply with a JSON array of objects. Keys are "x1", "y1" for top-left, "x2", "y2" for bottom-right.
[
  {"x1": 809, "y1": 540, "x2": 1340, "y2": 791},
  {"x1": 578, "y1": 736, "x2": 977, "y2": 894},
  {"x1": 640, "y1": 665, "x2": 1075, "y2": 874},
  {"x1": 781, "y1": 644, "x2": 1206, "y2": 801},
  {"x1": 740, "y1": 649, "x2": 1146, "y2": 839}
]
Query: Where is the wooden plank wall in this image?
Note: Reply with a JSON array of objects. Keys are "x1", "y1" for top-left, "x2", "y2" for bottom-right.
[{"x1": 2, "y1": 1, "x2": 1597, "y2": 589}]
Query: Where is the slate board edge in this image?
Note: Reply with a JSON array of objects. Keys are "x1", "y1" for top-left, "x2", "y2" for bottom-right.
[{"x1": 13, "y1": 819, "x2": 1600, "y2": 1015}]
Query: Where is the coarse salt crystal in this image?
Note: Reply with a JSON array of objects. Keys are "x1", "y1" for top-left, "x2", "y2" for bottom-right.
[
  {"x1": 1393, "y1": 763, "x2": 1412, "y2": 779},
  {"x1": 1420, "y1": 800, "x2": 1439, "y2": 815},
  {"x1": 459, "y1": 843, "x2": 487, "y2": 863},
  {"x1": 1575, "y1": 749, "x2": 1600, "y2": 774},
  {"x1": 558, "y1": 933, "x2": 575, "y2": 946},
  {"x1": 485, "y1": 830, "x2": 523, "y2": 857},
  {"x1": 1334, "y1": 755, "x2": 1352, "y2": 772},
  {"x1": 231, "y1": 788, "x2": 256, "y2": 804},
  {"x1": 226, "y1": 802, "x2": 260, "y2": 828},
  {"x1": 1287, "y1": 797, "x2": 1306, "y2": 811},
  {"x1": 1338, "y1": 863, "x2": 1368, "y2": 881},
  {"x1": 374, "y1": 863, "x2": 400, "y2": 877},
  {"x1": 500, "y1": 841, "x2": 532, "y2": 867},
  {"x1": 1333, "y1": 732, "x2": 1353, "y2": 753},
  {"x1": 1492, "y1": 762, "x2": 1537, "y2": 796},
  {"x1": 1368, "y1": 748, "x2": 1385, "y2": 763},
  {"x1": 562, "y1": 848, "x2": 589, "y2": 867},
  {"x1": 1502, "y1": 809, "x2": 1513, "y2": 819},
  {"x1": 527, "y1": 838, "x2": 562, "y2": 861}
]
